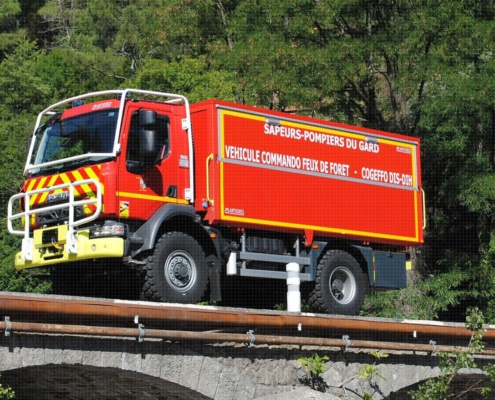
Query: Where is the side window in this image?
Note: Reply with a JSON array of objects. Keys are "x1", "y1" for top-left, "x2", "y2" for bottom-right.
[{"x1": 127, "y1": 112, "x2": 170, "y2": 164}]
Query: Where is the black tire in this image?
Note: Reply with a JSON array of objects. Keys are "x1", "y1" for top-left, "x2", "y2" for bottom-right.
[
  {"x1": 143, "y1": 232, "x2": 208, "y2": 304},
  {"x1": 309, "y1": 250, "x2": 369, "y2": 315}
]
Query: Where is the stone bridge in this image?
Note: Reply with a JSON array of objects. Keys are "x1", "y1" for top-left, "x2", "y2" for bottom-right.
[{"x1": 1, "y1": 329, "x2": 493, "y2": 399}]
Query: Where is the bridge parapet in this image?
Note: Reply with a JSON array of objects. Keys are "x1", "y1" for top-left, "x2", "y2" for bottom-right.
[
  {"x1": 1, "y1": 292, "x2": 494, "y2": 399},
  {"x1": 2, "y1": 331, "x2": 486, "y2": 399}
]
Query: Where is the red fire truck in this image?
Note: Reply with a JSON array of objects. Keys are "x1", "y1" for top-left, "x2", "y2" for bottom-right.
[{"x1": 7, "y1": 89, "x2": 424, "y2": 315}]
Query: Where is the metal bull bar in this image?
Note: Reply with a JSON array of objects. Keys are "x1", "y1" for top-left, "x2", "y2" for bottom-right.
[{"x1": 7, "y1": 179, "x2": 102, "y2": 261}]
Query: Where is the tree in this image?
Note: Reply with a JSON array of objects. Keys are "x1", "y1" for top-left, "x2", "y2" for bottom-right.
[
  {"x1": 0, "y1": 40, "x2": 51, "y2": 294},
  {"x1": 0, "y1": 40, "x2": 49, "y2": 228},
  {"x1": 36, "y1": 0, "x2": 93, "y2": 49},
  {"x1": 0, "y1": 40, "x2": 49, "y2": 115},
  {"x1": 34, "y1": 47, "x2": 126, "y2": 100},
  {"x1": 0, "y1": 0, "x2": 23, "y2": 58},
  {"x1": 361, "y1": 0, "x2": 495, "y2": 320},
  {"x1": 129, "y1": 55, "x2": 237, "y2": 102}
]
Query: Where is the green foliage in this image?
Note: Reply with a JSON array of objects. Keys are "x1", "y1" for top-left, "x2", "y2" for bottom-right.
[
  {"x1": 0, "y1": 117, "x2": 31, "y2": 207},
  {"x1": 0, "y1": 217, "x2": 51, "y2": 294},
  {"x1": 0, "y1": 373, "x2": 15, "y2": 399},
  {"x1": 363, "y1": 242, "x2": 495, "y2": 322},
  {"x1": 0, "y1": 40, "x2": 49, "y2": 115},
  {"x1": 298, "y1": 353, "x2": 329, "y2": 377},
  {"x1": 0, "y1": 0, "x2": 23, "y2": 56},
  {"x1": 298, "y1": 353, "x2": 329, "y2": 392},
  {"x1": 362, "y1": 263, "x2": 472, "y2": 320},
  {"x1": 129, "y1": 56, "x2": 237, "y2": 102},
  {"x1": 358, "y1": 364, "x2": 384, "y2": 385},
  {"x1": 335, "y1": 350, "x2": 389, "y2": 398},
  {"x1": 0, "y1": 41, "x2": 52, "y2": 293},
  {"x1": 358, "y1": 351, "x2": 388, "y2": 399},
  {"x1": 33, "y1": 48, "x2": 125, "y2": 100},
  {"x1": 409, "y1": 308, "x2": 495, "y2": 399},
  {"x1": 0, "y1": 0, "x2": 20, "y2": 16},
  {"x1": 273, "y1": 300, "x2": 311, "y2": 312},
  {"x1": 197, "y1": 300, "x2": 217, "y2": 306}
]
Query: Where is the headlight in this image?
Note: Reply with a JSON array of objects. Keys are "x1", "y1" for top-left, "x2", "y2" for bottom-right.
[{"x1": 89, "y1": 222, "x2": 127, "y2": 239}]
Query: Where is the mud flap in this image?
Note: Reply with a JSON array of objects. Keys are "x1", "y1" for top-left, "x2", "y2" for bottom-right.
[{"x1": 207, "y1": 255, "x2": 222, "y2": 302}]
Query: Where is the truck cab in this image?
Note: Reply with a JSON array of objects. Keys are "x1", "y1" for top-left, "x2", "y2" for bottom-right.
[{"x1": 8, "y1": 90, "x2": 203, "y2": 296}]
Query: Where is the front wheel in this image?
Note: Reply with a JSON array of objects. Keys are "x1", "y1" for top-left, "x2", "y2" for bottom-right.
[
  {"x1": 309, "y1": 250, "x2": 369, "y2": 315},
  {"x1": 143, "y1": 232, "x2": 209, "y2": 304}
]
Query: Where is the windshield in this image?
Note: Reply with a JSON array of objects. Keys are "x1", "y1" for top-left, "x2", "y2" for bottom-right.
[{"x1": 29, "y1": 108, "x2": 119, "y2": 173}]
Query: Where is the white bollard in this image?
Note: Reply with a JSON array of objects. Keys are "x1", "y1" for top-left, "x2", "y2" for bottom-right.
[
  {"x1": 286, "y1": 262, "x2": 301, "y2": 312},
  {"x1": 226, "y1": 252, "x2": 237, "y2": 275}
]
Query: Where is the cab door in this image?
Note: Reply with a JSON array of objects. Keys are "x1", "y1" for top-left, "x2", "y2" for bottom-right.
[{"x1": 117, "y1": 105, "x2": 179, "y2": 221}]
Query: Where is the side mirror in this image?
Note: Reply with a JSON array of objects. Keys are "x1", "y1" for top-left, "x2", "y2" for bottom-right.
[
  {"x1": 139, "y1": 109, "x2": 158, "y2": 156},
  {"x1": 140, "y1": 109, "x2": 156, "y2": 126},
  {"x1": 126, "y1": 110, "x2": 159, "y2": 174}
]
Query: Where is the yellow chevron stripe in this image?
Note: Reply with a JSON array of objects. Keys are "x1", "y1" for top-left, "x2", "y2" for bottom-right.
[
  {"x1": 38, "y1": 175, "x2": 59, "y2": 204},
  {"x1": 84, "y1": 166, "x2": 103, "y2": 195},
  {"x1": 72, "y1": 170, "x2": 94, "y2": 197},
  {"x1": 27, "y1": 165, "x2": 104, "y2": 207}
]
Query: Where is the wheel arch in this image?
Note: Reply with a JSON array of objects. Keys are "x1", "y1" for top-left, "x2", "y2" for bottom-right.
[
  {"x1": 350, "y1": 245, "x2": 374, "y2": 286},
  {"x1": 131, "y1": 204, "x2": 217, "y2": 259},
  {"x1": 315, "y1": 241, "x2": 371, "y2": 284}
]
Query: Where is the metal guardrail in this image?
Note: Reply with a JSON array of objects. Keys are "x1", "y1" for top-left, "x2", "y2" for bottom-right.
[{"x1": 1, "y1": 292, "x2": 495, "y2": 357}]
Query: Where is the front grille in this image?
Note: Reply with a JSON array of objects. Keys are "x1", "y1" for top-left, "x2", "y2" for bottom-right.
[{"x1": 37, "y1": 205, "x2": 85, "y2": 227}]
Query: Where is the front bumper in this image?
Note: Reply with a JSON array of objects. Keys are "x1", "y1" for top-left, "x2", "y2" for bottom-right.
[{"x1": 15, "y1": 224, "x2": 125, "y2": 271}]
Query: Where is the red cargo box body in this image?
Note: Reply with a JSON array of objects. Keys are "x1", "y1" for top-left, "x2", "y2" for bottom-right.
[{"x1": 191, "y1": 100, "x2": 424, "y2": 247}]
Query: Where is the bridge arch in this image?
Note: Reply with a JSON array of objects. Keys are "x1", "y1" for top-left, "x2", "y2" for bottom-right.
[
  {"x1": 1, "y1": 331, "x2": 491, "y2": 399},
  {"x1": 3, "y1": 364, "x2": 211, "y2": 400},
  {"x1": 0, "y1": 332, "x2": 301, "y2": 399}
]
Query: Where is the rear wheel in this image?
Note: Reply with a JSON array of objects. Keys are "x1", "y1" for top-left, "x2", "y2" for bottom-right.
[
  {"x1": 309, "y1": 250, "x2": 369, "y2": 315},
  {"x1": 143, "y1": 232, "x2": 209, "y2": 304}
]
